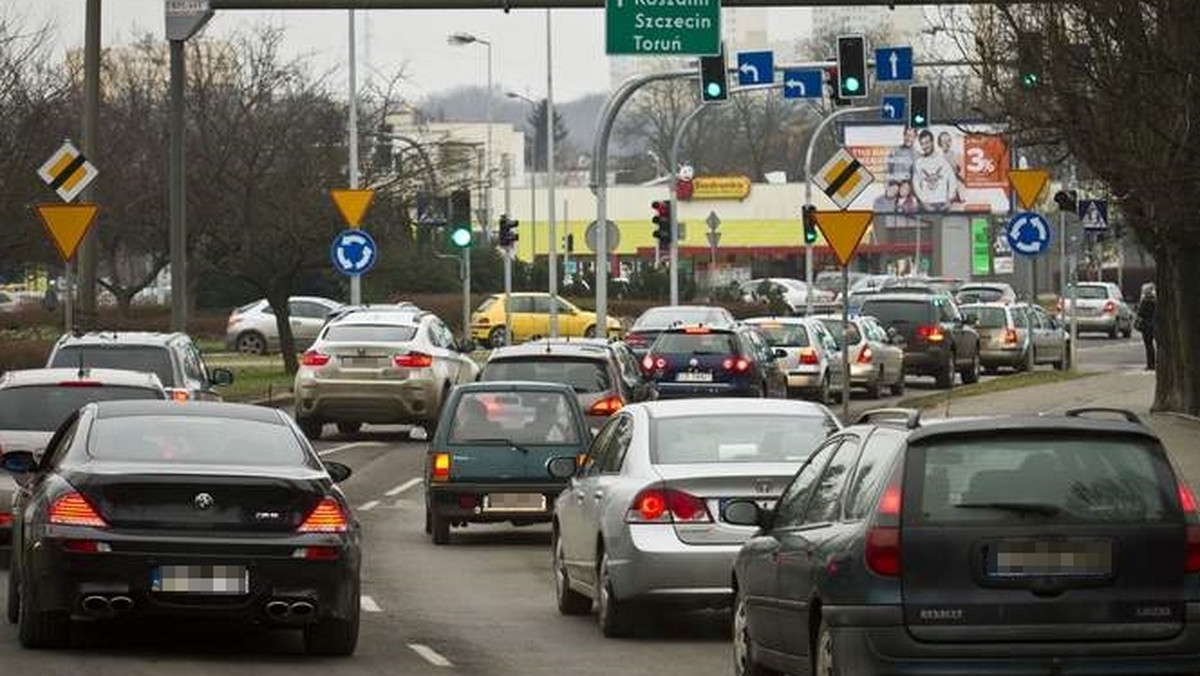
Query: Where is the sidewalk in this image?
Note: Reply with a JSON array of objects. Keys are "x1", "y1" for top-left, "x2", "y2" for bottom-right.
[{"x1": 917, "y1": 370, "x2": 1200, "y2": 489}]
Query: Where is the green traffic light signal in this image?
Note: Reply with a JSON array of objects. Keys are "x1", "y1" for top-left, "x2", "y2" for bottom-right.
[
  {"x1": 844, "y1": 76, "x2": 861, "y2": 94},
  {"x1": 706, "y1": 82, "x2": 722, "y2": 99},
  {"x1": 1021, "y1": 72, "x2": 1040, "y2": 88},
  {"x1": 450, "y1": 226, "x2": 472, "y2": 248}
]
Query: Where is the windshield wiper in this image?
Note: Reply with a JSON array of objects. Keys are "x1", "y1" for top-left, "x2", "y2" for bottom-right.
[
  {"x1": 955, "y1": 501, "x2": 1061, "y2": 516},
  {"x1": 460, "y1": 438, "x2": 533, "y2": 454}
]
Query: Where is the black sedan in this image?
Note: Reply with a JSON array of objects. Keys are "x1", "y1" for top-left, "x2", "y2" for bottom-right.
[{"x1": 1, "y1": 401, "x2": 361, "y2": 655}]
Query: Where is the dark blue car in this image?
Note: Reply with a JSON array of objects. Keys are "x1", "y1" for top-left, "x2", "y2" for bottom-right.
[{"x1": 640, "y1": 325, "x2": 787, "y2": 399}]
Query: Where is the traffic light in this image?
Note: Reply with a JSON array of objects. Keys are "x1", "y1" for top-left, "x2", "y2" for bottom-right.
[
  {"x1": 802, "y1": 205, "x2": 818, "y2": 245},
  {"x1": 448, "y1": 189, "x2": 471, "y2": 227},
  {"x1": 450, "y1": 225, "x2": 472, "y2": 249},
  {"x1": 836, "y1": 35, "x2": 868, "y2": 99},
  {"x1": 565, "y1": 233, "x2": 575, "y2": 253},
  {"x1": 824, "y1": 67, "x2": 849, "y2": 107},
  {"x1": 1017, "y1": 33, "x2": 1043, "y2": 89},
  {"x1": 497, "y1": 214, "x2": 519, "y2": 248},
  {"x1": 1054, "y1": 190, "x2": 1078, "y2": 213},
  {"x1": 652, "y1": 200, "x2": 672, "y2": 252},
  {"x1": 698, "y1": 44, "x2": 729, "y2": 103},
  {"x1": 909, "y1": 84, "x2": 930, "y2": 128}
]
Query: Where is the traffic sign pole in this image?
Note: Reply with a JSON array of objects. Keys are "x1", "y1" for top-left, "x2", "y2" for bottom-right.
[
  {"x1": 669, "y1": 103, "x2": 710, "y2": 306},
  {"x1": 347, "y1": 9, "x2": 362, "y2": 307}
]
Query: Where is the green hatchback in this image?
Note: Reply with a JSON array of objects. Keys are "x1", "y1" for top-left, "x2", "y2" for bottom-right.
[{"x1": 424, "y1": 381, "x2": 590, "y2": 545}]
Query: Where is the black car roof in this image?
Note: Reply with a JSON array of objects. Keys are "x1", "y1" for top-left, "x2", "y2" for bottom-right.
[
  {"x1": 92, "y1": 400, "x2": 285, "y2": 424},
  {"x1": 905, "y1": 415, "x2": 1160, "y2": 444}
]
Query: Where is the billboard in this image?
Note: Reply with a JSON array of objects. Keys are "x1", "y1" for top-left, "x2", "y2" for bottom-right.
[{"x1": 844, "y1": 124, "x2": 1010, "y2": 224}]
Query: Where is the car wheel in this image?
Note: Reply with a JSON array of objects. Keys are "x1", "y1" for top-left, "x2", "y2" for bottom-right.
[
  {"x1": 935, "y1": 354, "x2": 954, "y2": 389},
  {"x1": 733, "y1": 585, "x2": 777, "y2": 676},
  {"x1": 7, "y1": 563, "x2": 19, "y2": 625},
  {"x1": 597, "y1": 552, "x2": 632, "y2": 638},
  {"x1": 1056, "y1": 347, "x2": 1071, "y2": 372},
  {"x1": 18, "y1": 583, "x2": 70, "y2": 649},
  {"x1": 236, "y1": 331, "x2": 267, "y2": 355},
  {"x1": 960, "y1": 353, "x2": 982, "y2": 385},
  {"x1": 488, "y1": 326, "x2": 508, "y2": 348},
  {"x1": 336, "y1": 422, "x2": 362, "y2": 436},
  {"x1": 1121, "y1": 322, "x2": 1133, "y2": 339},
  {"x1": 812, "y1": 619, "x2": 841, "y2": 676},
  {"x1": 584, "y1": 325, "x2": 597, "y2": 338},
  {"x1": 816, "y1": 375, "x2": 831, "y2": 405},
  {"x1": 303, "y1": 582, "x2": 360, "y2": 656},
  {"x1": 1108, "y1": 324, "x2": 1119, "y2": 339},
  {"x1": 431, "y1": 511, "x2": 451, "y2": 546},
  {"x1": 890, "y1": 374, "x2": 906, "y2": 397},
  {"x1": 553, "y1": 531, "x2": 592, "y2": 616},
  {"x1": 297, "y1": 416, "x2": 323, "y2": 440}
]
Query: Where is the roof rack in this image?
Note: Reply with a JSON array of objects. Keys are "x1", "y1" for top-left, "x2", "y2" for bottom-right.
[
  {"x1": 1061, "y1": 407, "x2": 1142, "y2": 424},
  {"x1": 855, "y1": 407, "x2": 922, "y2": 429}
]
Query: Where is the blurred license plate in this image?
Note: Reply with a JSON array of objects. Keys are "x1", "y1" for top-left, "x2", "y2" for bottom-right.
[
  {"x1": 484, "y1": 493, "x2": 546, "y2": 512},
  {"x1": 341, "y1": 357, "x2": 379, "y2": 367},
  {"x1": 676, "y1": 372, "x2": 713, "y2": 383},
  {"x1": 151, "y1": 565, "x2": 249, "y2": 595},
  {"x1": 987, "y1": 539, "x2": 1112, "y2": 577},
  {"x1": 719, "y1": 498, "x2": 776, "y2": 515}
]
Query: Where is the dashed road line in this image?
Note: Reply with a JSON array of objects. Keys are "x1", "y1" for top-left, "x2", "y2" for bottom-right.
[
  {"x1": 408, "y1": 643, "x2": 453, "y2": 667},
  {"x1": 359, "y1": 500, "x2": 381, "y2": 512},
  {"x1": 317, "y1": 441, "x2": 384, "y2": 457},
  {"x1": 361, "y1": 595, "x2": 382, "y2": 613},
  {"x1": 385, "y1": 478, "x2": 423, "y2": 496}
]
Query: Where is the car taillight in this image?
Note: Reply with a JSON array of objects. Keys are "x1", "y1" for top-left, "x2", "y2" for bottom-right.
[
  {"x1": 48, "y1": 492, "x2": 108, "y2": 528},
  {"x1": 1102, "y1": 300, "x2": 1118, "y2": 315},
  {"x1": 301, "y1": 350, "x2": 331, "y2": 367},
  {"x1": 432, "y1": 453, "x2": 451, "y2": 482},
  {"x1": 1179, "y1": 482, "x2": 1200, "y2": 573},
  {"x1": 722, "y1": 357, "x2": 751, "y2": 372},
  {"x1": 62, "y1": 539, "x2": 111, "y2": 554},
  {"x1": 292, "y1": 546, "x2": 340, "y2": 561},
  {"x1": 626, "y1": 487, "x2": 712, "y2": 524},
  {"x1": 588, "y1": 396, "x2": 624, "y2": 416},
  {"x1": 475, "y1": 316, "x2": 490, "y2": 325},
  {"x1": 298, "y1": 497, "x2": 348, "y2": 533},
  {"x1": 916, "y1": 324, "x2": 945, "y2": 342},
  {"x1": 857, "y1": 346, "x2": 873, "y2": 364},
  {"x1": 169, "y1": 389, "x2": 190, "y2": 402},
  {"x1": 0, "y1": 512, "x2": 11, "y2": 527},
  {"x1": 1003, "y1": 328, "x2": 1019, "y2": 346},
  {"x1": 865, "y1": 465, "x2": 903, "y2": 577},
  {"x1": 642, "y1": 355, "x2": 666, "y2": 373},
  {"x1": 394, "y1": 352, "x2": 434, "y2": 368},
  {"x1": 799, "y1": 348, "x2": 820, "y2": 365}
]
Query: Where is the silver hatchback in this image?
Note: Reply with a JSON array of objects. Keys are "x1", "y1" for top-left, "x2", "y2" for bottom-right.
[
  {"x1": 550, "y1": 398, "x2": 839, "y2": 637},
  {"x1": 225, "y1": 296, "x2": 343, "y2": 355}
]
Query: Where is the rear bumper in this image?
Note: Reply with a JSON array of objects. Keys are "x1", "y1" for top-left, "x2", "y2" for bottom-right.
[
  {"x1": 826, "y1": 604, "x2": 1200, "y2": 675},
  {"x1": 980, "y1": 347, "x2": 1026, "y2": 367},
  {"x1": 428, "y1": 482, "x2": 566, "y2": 524},
  {"x1": 654, "y1": 382, "x2": 756, "y2": 399},
  {"x1": 606, "y1": 524, "x2": 739, "y2": 608},
  {"x1": 903, "y1": 347, "x2": 951, "y2": 376},
  {"x1": 786, "y1": 369, "x2": 823, "y2": 390},
  {"x1": 1066, "y1": 315, "x2": 1119, "y2": 332},
  {"x1": 294, "y1": 376, "x2": 440, "y2": 424}
]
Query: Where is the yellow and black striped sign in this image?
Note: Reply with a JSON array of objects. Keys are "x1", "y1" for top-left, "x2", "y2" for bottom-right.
[
  {"x1": 37, "y1": 141, "x2": 99, "y2": 203},
  {"x1": 813, "y1": 148, "x2": 874, "y2": 210}
]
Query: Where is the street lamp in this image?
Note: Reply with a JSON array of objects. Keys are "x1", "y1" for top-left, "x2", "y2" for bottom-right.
[
  {"x1": 507, "y1": 90, "x2": 538, "y2": 264},
  {"x1": 448, "y1": 32, "x2": 493, "y2": 239}
]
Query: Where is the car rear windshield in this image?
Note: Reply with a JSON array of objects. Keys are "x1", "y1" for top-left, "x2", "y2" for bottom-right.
[
  {"x1": 633, "y1": 308, "x2": 724, "y2": 331},
  {"x1": 0, "y1": 385, "x2": 164, "y2": 432},
  {"x1": 449, "y1": 391, "x2": 581, "y2": 445},
  {"x1": 482, "y1": 358, "x2": 611, "y2": 394},
  {"x1": 50, "y1": 346, "x2": 174, "y2": 388},
  {"x1": 753, "y1": 324, "x2": 810, "y2": 348},
  {"x1": 961, "y1": 306, "x2": 1008, "y2": 329},
  {"x1": 475, "y1": 297, "x2": 498, "y2": 313},
  {"x1": 652, "y1": 332, "x2": 738, "y2": 355},
  {"x1": 1071, "y1": 285, "x2": 1109, "y2": 300},
  {"x1": 959, "y1": 288, "x2": 1005, "y2": 303},
  {"x1": 322, "y1": 324, "x2": 417, "y2": 343},
  {"x1": 652, "y1": 414, "x2": 836, "y2": 464},
  {"x1": 912, "y1": 435, "x2": 1173, "y2": 524},
  {"x1": 89, "y1": 416, "x2": 307, "y2": 466},
  {"x1": 859, "y1": 300, "x2": 933, "y2": 326},
  {"x1": 817, "y1": 319, "x2": 862, "y2": 347}
]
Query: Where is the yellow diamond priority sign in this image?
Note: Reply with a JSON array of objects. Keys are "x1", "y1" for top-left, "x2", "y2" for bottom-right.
[
  {"x1": 814, "y1": 148, "x2": 874, "y2": 210},
  {"x1": 34, "y1": 203, "x2": 100, "y2": 262},
  {"x1": 37, "y1": 141, "x2": 98, "y2": 203},
  {"x1": 813, "y1": 210, "x2": 874, "y2": 267},
  {"x1": 330, "y1": 189, "x2": 375, "y2": 228}
]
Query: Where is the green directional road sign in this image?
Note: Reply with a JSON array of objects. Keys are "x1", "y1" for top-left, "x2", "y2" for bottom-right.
[
  {"x1": 606, "y1": 0, "x2": 722, "y2": 56},
  {"x1": 971, "y1": 218, "x2": 991, "y2": 276}
]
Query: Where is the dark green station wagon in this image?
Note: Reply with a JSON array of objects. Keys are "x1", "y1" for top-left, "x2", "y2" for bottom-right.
[{"x1": 424, "y1": 381, "x2": 589, "y2": 545}]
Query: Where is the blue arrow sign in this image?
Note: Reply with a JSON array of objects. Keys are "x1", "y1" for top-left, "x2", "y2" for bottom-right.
[
  {"x1": 1006, "y1": 212, "x2": 1052, "y2": 257},
  {"x1": 737, "y1": 50, "x2": 774, "y2": 86},
  {"x1": 783, "y1": 69, "x2": 823, "y2": 99},
  {"x1": 875, "y1": 46, "x2": 914, "y2": 82},
  {"x1": 331, "y1": 229, "x2": 377, "y2": 276},
  {"x1": 1078, "y1": 199, "x2": 1109, "y2": 231},
  {"x1": 881, "y1": 95, "x2": 906, "y2": 121}
]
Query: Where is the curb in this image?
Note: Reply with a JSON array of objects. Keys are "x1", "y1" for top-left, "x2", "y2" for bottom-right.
[
  {"x1": 247, "y1": 392, "x2": 294, "y2": 408},
  {"x1": 1156, "y1": 411, "x2": 1200, "y2": 426},
  {"x1": 895, "y1": 370, "x2": 1096, "y2": 411}
]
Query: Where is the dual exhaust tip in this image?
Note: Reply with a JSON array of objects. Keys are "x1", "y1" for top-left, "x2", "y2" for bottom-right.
[
  {"x1": 81, "y1": 595, "x2": 134, "y2": 614},
  {"x1": 82, "y1": 595, "x2": 315, "y2": 619},
  {"x1": 265, "y1": 600, "x2": 315, "y2": 619}
]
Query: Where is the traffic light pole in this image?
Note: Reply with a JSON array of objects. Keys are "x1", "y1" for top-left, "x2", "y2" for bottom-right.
[
  {"x1": 503, "y1": 157, "x2": 513, "y2": 347},
  {"x1": 802, "y1": 105, "x2": 874, "y2": 315},
  {"x1": 668, "y1": 103, "x2": 710, "y2": 306}
]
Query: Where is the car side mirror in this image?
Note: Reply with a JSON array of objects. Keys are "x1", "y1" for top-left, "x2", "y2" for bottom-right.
[
  {"x1": 722, "y1": 499, "x2": 769, "y2": 529},
  {"x1": 0, "y1": 450, "x2": 39, "y2": 481},
  {"x1": 772, "y1": 348, "x2": 787, "y2": 359},
  {"x1": 546, "y1": 456, "x2": 578, "y2": 480},
  {"x1": 210, "y1": 368, "x2": 235, "y2": 387},
  {"x1": 323, "y1": 461, "x2": 353, "y2": 483},
  {"x1": 458, "y1": 338, "x2": 476, "y2": 353}
]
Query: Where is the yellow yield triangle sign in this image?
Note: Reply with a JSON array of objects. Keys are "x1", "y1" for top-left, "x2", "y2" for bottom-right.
[
  {"x1": 34, "y1": 203, "x2": 99, "y2": 261},
  {"x1": 813, "y1": 210, "x2": 873, "y2": 267},
  {"x1": 330, "y1": 188, "x2": 375, "y2": 228},
  {"x1": 1009, "y1": 169, "x2": 1050, "y2": 210}
]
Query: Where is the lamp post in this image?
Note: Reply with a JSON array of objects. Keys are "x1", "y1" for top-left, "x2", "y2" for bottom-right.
[
  {"x1": 507, "y1": 91, "x2": 538, "y2": 266},
  {"x1": 448, "y1": 32, "x2": 493, "y2": 240}
]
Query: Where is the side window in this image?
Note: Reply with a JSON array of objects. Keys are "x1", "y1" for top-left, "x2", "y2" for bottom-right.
[
  {"x1": 1012, "y1": 309, "x2": 1029, "y2": 329},
  {"x1": 772, "y1": 438, "x2": 840, "y2": 529},
  {"x1": 426, "y1": 320, "x2": 450, "y2": 349},
  {"x1": 509, "y1": 297, "x2": 532, "y2": 313},
  {"x1": 867, "y1": 321, "x2": 888, "y2": 343},
  {"x1": 600, "y1": 416, "x2": 633, "y2": 474},
  {"x1": 582, "y1": 417, "x2": 621, "y2": 476},
  {"x1": 289, "y1": 301, "x2": 326, "y2": 319},
  {"x1": 42, "y1": 412, "x2": 82, "y2": 469},
  {"x1": 181, "y1": 343, "x2": 206, "y2": 384},
  {"x1": 845, "y1": 432, "x2": 901, "y2": 520},
  {"x1": 936, "y1": 299, "x2": 959, "y2": 323},
  {"x1": 745, "y1": 331, "x2": 770, "y2": 361},
  {"x1": 531, "y1": 296, "x2": 553, "y2": 314},
  {"x1": 800, "y1": 437, "x2": 862, "y2": 525},
  {"x1": 556, "y1": 298, "x2": 575, "y2": 314}
]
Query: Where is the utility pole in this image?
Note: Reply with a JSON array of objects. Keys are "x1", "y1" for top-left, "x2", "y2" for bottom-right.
[
  {"x1": 503, "y1": 154, "x2": 513, "y2": 346},
  {"x1": 348, "y1": 9, "x2": 362, "y2": 306},
  {"x1": 545, "y1": 8, "x2": 558, "y2": 338},
  {"x1": 78, "y1": 0, "x2": 101, "y2": 330},
  {"x1": 668, "y1": 104, "x2": 708, "y2": 306}
]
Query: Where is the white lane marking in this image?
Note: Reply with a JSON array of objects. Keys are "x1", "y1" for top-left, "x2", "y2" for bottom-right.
[
  {"x1": 385, "y1": 477, "x2": 423, "y2": 496},
  {"x1": 360, "y1": 595, "x2": 382, "y2": 613},
  {"x1": 359, "y1": 500, "x2": 381, "y2": 512},
  {"x1": 408, "y1": 643, "x2": 453, "y2": 667},
  {"x1": 317, "y1": 441, "x2": 383, "y2": 457}
]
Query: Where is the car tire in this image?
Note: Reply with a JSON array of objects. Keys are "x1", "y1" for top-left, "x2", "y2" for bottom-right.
[
  {"x1": 18, "y1": 585, "x2": 70, "y2": 649},
  {"x1": 303, "y1": 583, "x2": 360, "y2": 656},
  {"x1": 336, "y1": 422, "x2": 361, "y2": 436},
  {"x1": 812, "y1": 619, "x2": 842, "y2": 676},
  {"x1": 488, "y1": 326, "x2": 508, "y2": 348},
  {"x1": 584, "y1": 325, "x2": 597, "y2": 338},
  {"x1": 236, "y1": 331, "x2": 267, "y2": 355},
  {"x1": 733, "y1": 585, "x2": 778, "y2": 676},
  {"x1": 816, "y1": 375, "x2": 831, "y2": 405},
  {"x1": 1121, "y1": 322, "x2": 1133, "y2": 339},
  {"x1": 297, "y1": 417, "x2": 323, "y2": 440},
  {"x1": 1056, "y1": 348, "x2": 1071, "y2": 372},
  {"x1": 597, "y1": 552, "x2": 632, "y2": 638},
  {"x1": 960, "y1": 354, "x2": 981, "y2": 385},
  {"x1": 1108, "y1": 324, "x2": 1119, "y2": 339},
  {"x1": 935, "y1": 354, "x2": 955, "y2": 389},
  {"x1": 890, "y1": 374, "x2": 906, "y2": 397},
  {"x1": 431, "y1": 511, "x2": 451, "y2": 546},
  {"x1": 553, "y1": 531, "x2": 592, "y2": 616},
  {"x1": 7, "y1": 564, "x2": 19, "y2": 625}
]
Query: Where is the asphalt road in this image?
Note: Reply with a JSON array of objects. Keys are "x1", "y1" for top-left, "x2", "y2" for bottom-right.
[{"x1": 0, "y1": 332, "x2": 1146, "y2": 673}]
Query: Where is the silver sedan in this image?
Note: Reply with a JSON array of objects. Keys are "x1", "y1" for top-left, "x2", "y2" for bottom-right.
[{"x1": 550, "y1": 398, "x2": 839, "y2": 637}]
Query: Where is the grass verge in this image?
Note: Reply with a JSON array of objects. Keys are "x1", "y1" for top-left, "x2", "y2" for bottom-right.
[
  {"x1": 896, "y1": 369, "x2": 1098, "y2": 410},
  {"x1": 215, "y1": 364, "x2": 294, "y2": 404}
]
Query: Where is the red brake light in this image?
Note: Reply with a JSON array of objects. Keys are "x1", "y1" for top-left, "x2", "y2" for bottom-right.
[
  {"x1": 394, "y1": 352, "x2": 434, "y2": 368},
  {"x1": 57, "y1": 380, "x2": 103, "y2": 388},
  {"x1": 626, "y1": 488, "x2": 712, "y2": 524},
  {"x1": 1003, "y1": 328, "x2": 1019, "y2": 346},
  {"x1": 857, "y1": 346, "x2": 873, "y2": 364},
  {"x1": 0, "y1": 512, "x2": 11, "y2": 527},
  {"x1": 301, "y1": 350, "x2": 331, "y2": 367},
  {"x1": 1181, "y1": 483, "x2": 1200, "y2": 573},
  {"x1": 588, "y1": 396, "x2": 624, "y2": 416},
  {"x1": 723, "y1": 357, "x2": 751, "y2": 372},
  {"x1": 683, "y1": 326, "x2": 711, "y2": 334},
  {"x1": 293, "y1": 546, "x2": 340, "y2": 560},
  {"x1": 62, "y1": 539, "x2": 110, "y2": 554},
  {"x1": 865, "y1": 467, "x2": 903, "y2": 577},
  {"x1": 297, "y1": 497, "x2": 348, "y2": 533},
  {"x1": 1181, "y1": 482, "x2": 1198, "y2": 514},
  {"x1": 799, "y1": 348, "x2": 820, "y2": 365},
  {"x1": 432, "y1": 453, "x2": 452, "y2": 482},
  {"x1": 1102, "y1": 300, "x2": 1117, "y2": 314},
  {"x1": 48, "y1": 492, "x2": 108, "y2": 528},
  {"x1": 916, "y1": 324, "x2": 945, "y2": 342}
]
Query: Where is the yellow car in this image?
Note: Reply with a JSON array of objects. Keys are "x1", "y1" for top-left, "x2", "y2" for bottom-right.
[{"x1": 471, "y1": 293, "x2": 622, "y2": 348}]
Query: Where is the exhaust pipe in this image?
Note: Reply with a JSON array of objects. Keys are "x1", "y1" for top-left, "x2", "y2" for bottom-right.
[
  {"x1": 81, "y1": 596, "x2": 110, "y2": 613},
  {"x1": 265, "y1": 600, "x2": 290, "y2": 618},
  {"x1": 288, "y1": 601, "x2": 315, "y2": 618},
  {"x1": 109, "y1": 596, "x2": 134, "y2": 612}
]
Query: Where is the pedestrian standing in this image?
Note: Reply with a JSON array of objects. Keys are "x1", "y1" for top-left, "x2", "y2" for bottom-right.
[{"x1": 1136, "y1": 284, "x2": 1156, "y2": 370}]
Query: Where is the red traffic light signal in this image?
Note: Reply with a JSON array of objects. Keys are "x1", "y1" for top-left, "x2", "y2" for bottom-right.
[{"x1": 651, "y1": 200, "x2": 672, "y2": 251}]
